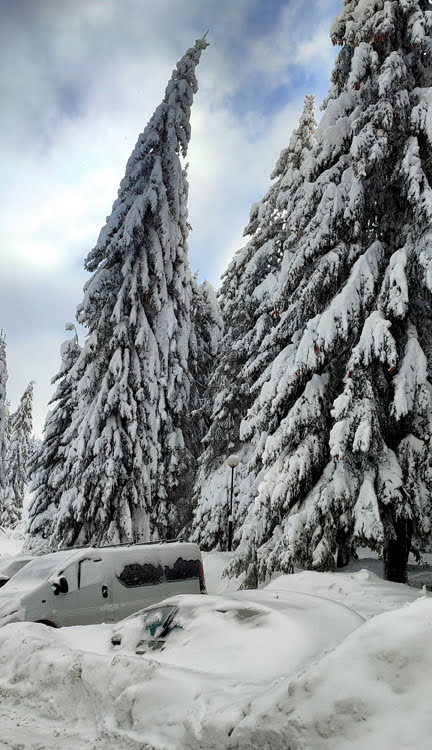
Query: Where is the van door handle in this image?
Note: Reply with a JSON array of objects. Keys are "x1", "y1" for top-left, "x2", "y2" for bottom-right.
[{"x1": 102, "y1": 585, "x2": 109, "y2": 599}]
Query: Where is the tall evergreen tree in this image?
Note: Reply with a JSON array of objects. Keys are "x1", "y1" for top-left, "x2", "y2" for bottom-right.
[
  {"x1": 192, "y1": 96, "x2": 317, "y2": 551},
  {"x1": 48, "y1": 38, "x2": 208, "y2": 549},
  {"x1": 189, "y1": 274, "x2": 224, "y2": 438},
  {"x1": 25, "y1": 325, "x2": 81, "y2": 550},
  {"x1": 173, "y1": 275, "x2": 223, "y2": 535},
  {"x1": 1, "y1": 381, "x2": 34, "y2": 527},
  {"x1": 232, "y1": 0, "x2": 432, "y2": 585},
  {"x1": 0, "y1": 333, "x2": 7, "y2": 499}
]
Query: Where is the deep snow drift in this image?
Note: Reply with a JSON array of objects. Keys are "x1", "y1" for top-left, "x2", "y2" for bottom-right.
[
  {"x1": 0, "y1": 531, "x2": 431, "y2": 749},
  {"x1": 231, "y1": 595, "x2": 432, "y2": 750}
]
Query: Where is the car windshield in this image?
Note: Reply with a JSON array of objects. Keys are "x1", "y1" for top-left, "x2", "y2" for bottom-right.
[
  {"x1": 4, "y1": 551, "x2": 75, "y2": 587},
  {"x1": 141, "y1": 606, "x2": 177, "y2": 637}
]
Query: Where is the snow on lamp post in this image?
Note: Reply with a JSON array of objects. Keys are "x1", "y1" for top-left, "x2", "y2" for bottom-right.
[{"x1": 226, "y1": 454, "x2": 240, "y2": 552}]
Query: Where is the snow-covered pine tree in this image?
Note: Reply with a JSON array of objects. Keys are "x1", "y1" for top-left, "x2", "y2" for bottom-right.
[
  {"x1": 1, "y1": 381, "x2": 34, "y2": 527},
  {"x1": 25, "y1": 325, "x2": 81, "y2": 550},
  {"x1": 49, "y1": 38, "x2": 208, "y2": 548},
  {"x1": 232, "y1": 0, "x2": 432, "y2": 585},
  {"x1": 190, "y1": 275, "x2": 223, "y2": 435},
  {"x1": 27, "y1": 435, "x2": 42, "y2": 479},
  {"x1": 3, "y1": 400, "x2": 11, "y2": 456},
  {"x1": 191, "y1": 96, "x2": 317, "y2": 551},
  {"x1": 0, "y1": 333, "x2": 7, "y2": 498},
  {"x1": 174, "y1": 274, "x2": 223, "y2": 535}
]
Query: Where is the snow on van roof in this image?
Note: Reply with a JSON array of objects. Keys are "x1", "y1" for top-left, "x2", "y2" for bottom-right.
[{"x1": 55, "y1": 542, "x2": 201, "y2": 567}]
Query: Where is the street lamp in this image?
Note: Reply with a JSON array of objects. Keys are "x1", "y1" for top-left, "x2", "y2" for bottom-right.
[{"x1": 226, "y1": 454, "x2": 240, "y2": 552}]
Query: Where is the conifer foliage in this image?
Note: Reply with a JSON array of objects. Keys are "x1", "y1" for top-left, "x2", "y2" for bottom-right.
[
  {"x1": 192, "y1": 95, "x2": 317, "y2": 551},
  {"x1": 25, "y1": 325, "x2": 81, "y2": 550},
  {"x1": 189, "y1": 275, "x2": 223, "y2": 458},
  {"x1": 232, "y1": 0, "x2": 432, "y2": 584},
  {"x1": 44, "y1": 38, "x2": 209, "y2": 549},
  {"x1": 1, "y1": 381, "x2": 34, "y2": 528},
  {"x1": 172, "y1": 275, "x2": 223, "y2": 535}
]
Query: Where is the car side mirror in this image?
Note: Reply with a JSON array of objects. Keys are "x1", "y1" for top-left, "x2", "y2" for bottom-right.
[{"x1": 52, "y1": 576, "x2": 69, "y2": 596}]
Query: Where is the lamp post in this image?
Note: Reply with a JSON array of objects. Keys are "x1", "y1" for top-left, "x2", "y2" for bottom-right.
[{"x1": 226, "y1": 454, "x2": 240, "y2": 552}]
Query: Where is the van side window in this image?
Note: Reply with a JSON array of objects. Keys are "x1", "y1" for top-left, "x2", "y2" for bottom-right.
[
  {"x1": 60, "y1": 562, "x2": 79, "y2": 592},
  {"x1": 117, "y1": 563, "x2": 164, "y2": 588},
  {"x1": 79, "y1": 559, "x2": 103, "y2": 588},
  {"x1": 164, "y1": 557, "x2": 200, "y2": 582}
]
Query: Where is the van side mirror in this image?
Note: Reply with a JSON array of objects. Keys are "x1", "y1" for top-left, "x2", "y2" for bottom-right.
[{"x1": 52, "y1": 576, "x2": 69, "y2": 596}]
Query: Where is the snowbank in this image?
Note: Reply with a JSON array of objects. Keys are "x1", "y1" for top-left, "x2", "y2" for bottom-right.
[
  {"x1": 0, "y1": 534, "x2": 431, "y2": 749},
  {"x1": 231, "y1": 597, "x2": 432, "y2": 750},
  {"x1": 0, "y1": 587, "x2": 363, "y2": 749},
  {"x1": 266, "y1": 568, "x2": 426, "y2": 618}
]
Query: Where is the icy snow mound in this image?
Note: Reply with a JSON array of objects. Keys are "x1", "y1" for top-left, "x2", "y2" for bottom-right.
[
  {"x1": 266, "y1": 568, "x2": 428, "y2": 618},
  {"x1": 0, "y1": 621, "x2": 211, "y2": 749},
  {"x1": 0, "y1": 589, "x2": 363, "y2": 750},
  {"x1": 231, "y1": 597, "x2": 432, "y2": 750}
]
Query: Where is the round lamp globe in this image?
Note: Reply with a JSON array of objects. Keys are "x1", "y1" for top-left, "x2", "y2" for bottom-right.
[{"x1": 227, "y1": 454, "x2": 240, "y2": 468}]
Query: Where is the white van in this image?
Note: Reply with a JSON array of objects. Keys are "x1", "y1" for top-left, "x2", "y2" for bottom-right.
[{"x1": 0, "y1": 542, "x2": 206, "y2": 627}]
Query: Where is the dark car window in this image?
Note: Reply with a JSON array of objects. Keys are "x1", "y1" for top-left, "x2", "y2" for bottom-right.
[
  {"x1": 164, "y1": 557, "x2": 200, "y2": 582},
  {"x1": 117, "y1": 562, "x2": 164, "y2": 588}
]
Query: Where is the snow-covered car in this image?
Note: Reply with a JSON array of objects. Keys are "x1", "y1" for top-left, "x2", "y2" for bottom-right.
[
  {"x1": 110, "y1": 591, "x2": 365, "y2": 680},
  {"x1": 0, "y1": 554, "x2": 35, "y2": 588}
]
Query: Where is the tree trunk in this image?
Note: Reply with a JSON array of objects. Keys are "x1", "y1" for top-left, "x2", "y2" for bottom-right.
[
  {"x1": 383, "y1": 517, "x2": 412, "y2": 583},
  {"x1": 336, "y1": 529, "x2": 351, "y2": 568},
  {"x1": 241, "y1": 560, "x2": 258, "y2": 590},
  {"x1": 336, "y1": 543, "x2": 351, "y2": 568}
]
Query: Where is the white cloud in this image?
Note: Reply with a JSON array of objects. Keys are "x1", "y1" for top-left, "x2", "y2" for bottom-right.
[
  {"x1": 295, "y1": 24, "x2": 337, "y2": 66},
  {"x1": 187, "y1": 96, "x2": 304, "y2": 282}
]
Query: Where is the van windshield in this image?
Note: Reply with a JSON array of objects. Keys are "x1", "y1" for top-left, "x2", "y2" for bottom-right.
[{"x1": 5, "y1": 551, "x2": 75, "y2": 587}]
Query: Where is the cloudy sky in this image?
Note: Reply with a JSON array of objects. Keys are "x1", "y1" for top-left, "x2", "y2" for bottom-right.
[{"x1": 0, "y1": 0, "x2": 341, "y2": 436}]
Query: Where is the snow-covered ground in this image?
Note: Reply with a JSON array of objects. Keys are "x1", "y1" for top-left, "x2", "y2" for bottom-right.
[{"x1": 0, "y1": 531, "x2": 431, "y2": 749}]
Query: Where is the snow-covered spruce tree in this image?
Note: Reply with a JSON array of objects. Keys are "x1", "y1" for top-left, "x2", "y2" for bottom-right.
[
  {"x1": 25, "y1": 325, "x2": 81, "y2": 550},
  {"x1": 0, "y1": 333, "x2": 7, "y2": 498},
  {"x1": 189, "y1": 277, "x2": 223, "y2": 461},
  {"x1": 27, "y1": 435, "x2": 42, "y2": 479},
  {"x1": 191, "y1": 96, "x2": 317, "y2": 551},
  {"x1": 176, "y1": 274, "x2": 223, "y2": 535},
  {"x1": 232, "y1": 0, "x2": 432, "y2": 585},
  {"x1": 1, "y1": 381, "x2": 34, "y2": 527},
  {"x1": 49, "y1": 38, "x2": 208, "y2": 548}
]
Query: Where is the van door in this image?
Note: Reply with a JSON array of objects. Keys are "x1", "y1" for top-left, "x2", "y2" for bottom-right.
[{"x1": 52, "y1": 558, "x2": 112, "y2": 626}]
